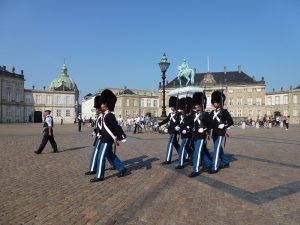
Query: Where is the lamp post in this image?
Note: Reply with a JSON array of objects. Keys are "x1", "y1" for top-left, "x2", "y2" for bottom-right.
[{"x1": 158, "y1": 53, "x2": 170, "y2": 117}]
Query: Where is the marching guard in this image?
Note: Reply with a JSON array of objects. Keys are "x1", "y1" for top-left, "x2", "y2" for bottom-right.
[
  {"x1": 209, "y1": 90, "x2": 233, "y2": 174},
  {"x1": 188, "y1": 92, "x2": 212, "y2": 177},
  {"x1": 156, "y1": 96, "x2": 181, "y2": 165},
  {"x1": 90, "y1": 89, "x2": 128, "y2": 182},
  {"x1": 174, "y1": 97, "x2": 193, "y2": 169},
  {"x1": 85, "y1": 95, "x2": 114, "y2": 175}
]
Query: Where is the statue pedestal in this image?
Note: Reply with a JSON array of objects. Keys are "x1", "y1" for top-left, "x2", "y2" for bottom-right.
[{"x1": 167, "y1": 86, "x2": 203, "y2": 97}]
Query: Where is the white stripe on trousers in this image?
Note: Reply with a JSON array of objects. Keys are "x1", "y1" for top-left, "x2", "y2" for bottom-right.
[
  {"x1": 166, "y1": 135, "x2": 174, "y2": 161},
  {"x1": 91, "y1": 140, "x2": 100, "y2": 171},
  {"x1": 214, "y1": 137, "x2": 223, "y2": 170},
  {"x1": 180, "y1": 140, "x2": 187, "y2": 165},
  {"x1": 196, "y1": 140, "x2": 204, "y2": 172},
  {"x1": 96, "y1": 143, "x2": 108, "y2": 178}
]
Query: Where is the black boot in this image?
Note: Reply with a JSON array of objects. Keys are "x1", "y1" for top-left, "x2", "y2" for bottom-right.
[{"x1": 188, "y1": 172, "x2": 200, "y2": 177}]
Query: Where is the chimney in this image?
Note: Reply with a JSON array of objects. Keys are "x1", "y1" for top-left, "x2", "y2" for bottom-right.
[
  {"x1": 43, "y1": 86, "x2": 46, "y2": 90},
  {"x1": 281, "y1": 87, "x2": 283, "y2": 92},
  {"x1": 224, "y1": 66, "x2": 227, "y2": 74},
  {"x1": 3, "y1": 65, "x2": 6, "y2": 70},
  {"x1": 272, "y1": 88, "x2": 275, "y2": 92},
  {"x1": 32, "y1": 85, "x2": 35, "y2": 90},
  {"x1": 12, "y1": 66, "x2": 15, "y2": 73},
  {"x1": 159, "y1": 82, "x2": 161, "y2": 88},
  {"x1": 261, "y1": 76, "x2": 264, "y2": 81},
  {"x1": 21, "y1": 70, "x2": 24, "y2": 75},
  {"x1": 238, "y1": 65, "x2": 241, "y2": 73}
]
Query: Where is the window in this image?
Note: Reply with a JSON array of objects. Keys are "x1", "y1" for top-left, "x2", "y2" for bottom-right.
[
  {"x1": 56, "y1": 109, "x2": 61, "y2": 117},
  {"x1": 15, "y1": 90, "x2": 20, "y2": 102},
  {"x1": 154, "y1": 111, "x2": 157, "y2": 117},
  {"x1": 248, "y1": 110, "x2": 253, "y2": 117},
  {"x1": 247, "y1": 98, "x2": 253, "y2": 106},
  {"x1": 257, "y1": 110, "x2": 261, "y2": 116},
  {"x1": 275, "y1": 96, "x2": 280, "y2": 105},
  {"x1": 256, "y1": 97, "x2": 262, "y2": 106},
  {"x1": 267, "y1": 110, "x2": 271, "y2": 116},
  {"x1": 46, "y1": 95, "x2": 52, "y2": 104},
  {"x1": 293, "y1": 109, "x2": 298, "y2": 117},
  {"x1": 237, "y1": 110, "x2": 242, "y2": 117},
  {"x1": 6, "y1": 87, "x2": 12, "y2": 101},
  {"x1": 133, "y1": 99, "x2": 137, "y2": 107},
  {"x1": 56, "y1": 95, "x2": 61, "y2": 104},
  {"x1": 147, "y1": 99, "x2": 151, "y2": 107},
  {"x1": 228, "y1": 89, "x2": 234, "y2": 93},
  {"x1": 293, "y1": 94, "x2": 298, "y2": 104},
  {"x1": 267, "y1": 96, "x2": 272, "y2": 105},
  {"x1": 229, "y1": 109, "x2": 234, "y2": 116},
  {"x1": 229, "y1": 97, "x2": 234, "y2": 106},
  {"x1": 25, "y1": 95, "x2": 31, "y2": 103},
  {"x1": 66, "y1": 109, "x2": 70, "y2": 117},
  {"x1": 126, "y1": 99, "x2": 130, "y2": 107},
  {"x1": 66, "y1": 96, "x2": 71, "y2": 105},
  {"x1": 256, "y1": 88, "x2": 261, "y2": 92},
  {"x1": 283, "y1": 95, "x2": 288, "y2": 104},
  {"x1": 247, "y1": 88, "x2": 253, "y2": 93},
  {"x1": 140, "y1": 99, "x2": 144, "y2": 107},
  {"x1": 207, "y1": 96, "x2": 211, "y2": 106},
  {"x1": 237, "y1": 97, "x2": 242, "y2": 106},
  {"x1": 153, "y1": 100, "x2": 157, "y2": 107},
  {"x1": 283, "y1": 109, "x2": 288, "y2": 116},
  {"x1": 35, "y1": 95, "x2": 41, "y2": 104},
  {"x1": 125, "y1": 110, "x2": 129, "y2": 116},
  {"x1": 16, "y1": 108, "x2": 20, "y2": 117},
  {"x1": 133, "y1": 111, "x2": 136, "y2": 117}
]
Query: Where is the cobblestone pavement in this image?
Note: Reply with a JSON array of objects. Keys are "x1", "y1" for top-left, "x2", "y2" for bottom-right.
[{"x1": 0, "y1": 123, "x2": 299, "y2": 225}]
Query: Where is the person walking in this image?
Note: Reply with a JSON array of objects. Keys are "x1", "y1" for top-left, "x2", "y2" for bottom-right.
[
  {"x1": 34, "y1": 110, "x2": 58, "y2": 154},
  {"x1": 78, "y1": 114, "x2": 82, "y2": 132}
]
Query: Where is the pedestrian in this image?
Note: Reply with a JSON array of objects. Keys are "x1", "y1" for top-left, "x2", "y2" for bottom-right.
[
  {"x1": 155, "y1": 96, "x2": 180, "y2": 165},
  {"x1": 209, "y1": 90, "x2": 233, "y2": 174},
  {"x1": 90, "y1": 89, "x2": 128, "y2": 182},
  {"x1": 34, "y1": 110, "x2": 58, "y2": 154},
  {"x1": 61, "y1": 116, "x2": 63, "y2": 125},
  {"x1": 284, "y1": 116, "x2": 290, "y2": 130},
  {"x1": 78, "y1": 114, "x2": 82, "y2": 132},
  {"x1": 126, "y1": 116, "x2": 132, "y2": 132}
]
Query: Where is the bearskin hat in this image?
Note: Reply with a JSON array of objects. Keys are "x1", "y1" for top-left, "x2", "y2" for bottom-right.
[
  {"x1": 211, "y1": 90, "x2": 226, "y2": 105},
  {"x1": 192, "y1": 92, "x2": 204, "y2": 107},
  {"x1": 186, "y1": 97, "x2": 193, "y2": 113},
  {"x1": 178, "y1": 98, "x2": 186, "y2": 110},
  {"x1": 101, "y1": 89, "x2": 117, "y2": 111},
  {"x1": 169, "y1": 96, "x2": 177, "y2": 109},
  {"x1": 93, "y1": 95, "x2": 102, "y2": 109}
]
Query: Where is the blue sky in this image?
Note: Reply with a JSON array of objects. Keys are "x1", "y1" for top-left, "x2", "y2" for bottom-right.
[{"x1": 1, "y1": 0, "x2": 300, "y2": 100}]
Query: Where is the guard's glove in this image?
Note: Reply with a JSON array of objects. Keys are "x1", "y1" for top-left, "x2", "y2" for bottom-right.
[
  {"x1": 164, "y1": 128, "x2": 168, "y2": 133},
  {"x1": 182, "y1": 129, "x2": 187, "y2": 134},
  {"x1": 92, "y1": 131, "x2": 96, "y2": 137},
  {"x1": 175, "y1": 126, "x2": 180, "y2": 131},
  {"x1": 198, "y1": 128, "x2": 204, "y2": 133},
  {"x1": 186, "y1": 126, "x2": 190, "y2": 129},
  {"x1": 218, "y1": 124, "x2": 225, "y2": 129},
  {"x1": 121, "y1": 139, "x2": 127, "y2": 143},
  {"x1": 154, "y1": 124, "x2": 159, "y2": 128}
]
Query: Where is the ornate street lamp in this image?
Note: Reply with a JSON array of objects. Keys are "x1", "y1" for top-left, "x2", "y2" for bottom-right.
[{"x1": 158, "y1": 53, "x2": 170, "y2": 117}]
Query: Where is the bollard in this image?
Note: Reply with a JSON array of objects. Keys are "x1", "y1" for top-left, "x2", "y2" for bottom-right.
[
  {"x1": 256, "y1": 122, "x2": 259, "y2": 129},
  {"x1": 242, "y1": 122, "x2": 246, "y2": 129}
]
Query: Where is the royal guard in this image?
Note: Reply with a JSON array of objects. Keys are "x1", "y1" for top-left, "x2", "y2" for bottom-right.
[
  {"x1": 209, "y1": 90, "x2": 233, "y2": 174},
  {"x1": 155, "y1": 96, "x2": 180, "y2": 165},
  {"x1": 90, "y1": 89, "x2": 128, "y2": 182},
  {"x1": 85, "y1": 95, "x2": 114, "y2": 175},
  {"x1": 188, "y1": 92, "x2": 212, "y2": 177},
  {"x1": 174, "y1": 97, "x2": 193, "y2": 169}
]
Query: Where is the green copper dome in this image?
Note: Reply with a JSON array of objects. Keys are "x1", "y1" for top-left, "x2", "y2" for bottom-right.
[{"x1": 49, "y1": 64, "x2": 78, "y2": 92}]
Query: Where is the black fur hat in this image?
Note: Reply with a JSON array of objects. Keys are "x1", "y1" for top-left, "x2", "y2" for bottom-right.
[
  {"x1": 211, "y1": 90, "x2": 226, "y2": 105},
  {"x1": 94, "y1": 95, "x2": 102, "y2": 109},
  {"x1": 169, "y1": 96, "x2": 177, "y2": 109},
  {"x1": 178, "y1": 98, "x2": 186, "y2": 110},
  {"x1": 192, "y1": 92, "x2": 204, "y2": 106},
  {"x1": 186, "y1": 97, "x2": 193, "y2": 113},
  {"x1": 101, "y1": 89, "x2": 117, "y2": 111}
]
